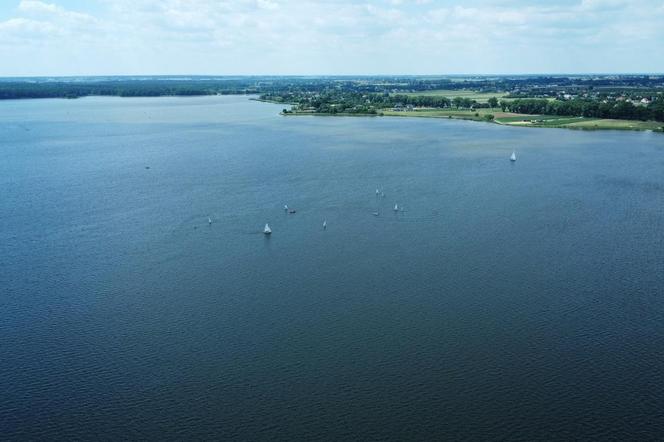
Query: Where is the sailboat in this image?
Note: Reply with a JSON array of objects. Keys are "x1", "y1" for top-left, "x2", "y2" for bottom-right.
[
  {"x1": 394, "y1": 203, "x2": 399, "y2": 212},
  {"x1": 263, "y1": 223, "x2": 272, "y2": 235},
  {"x1": 284, "y1": 204, "x2": 289, "y2": 211},
  {"x1": 208, "y1": 217, "x2": 212, "y2": 225},
  {"x1": 510, "y1": 151, "x2": 517, "y2": 162},
  {"x1": 376, "y1": 188, "x2": 380, "y2": 195},
  {"x1": 323, "y1": 220, "x2": 327, "y2": 230}
]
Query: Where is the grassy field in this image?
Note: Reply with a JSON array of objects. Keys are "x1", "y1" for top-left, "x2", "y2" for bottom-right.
[
  {"x1": 286, "y1": 106, "x2": 663, "y2": 132},
  {"x1": 495, "y1": 116, "x2": 596, "y2": 126},
  {"x1": 564, "y1": 119, "x2": 663, "y2": 131},
  {"x1": 383, "y1": 109, "x2": 483, "y2": 121},
  {"x1": 398, "y1": 89, "x2": 507, "y2": 103},
  {"x1": 381, "y1": 108, "x2": 664, "y2": 132},
  {"x1": 383, "y1": 108, "x2": 527, "y2": 121},
  {"x1": 498, "y1": 115, "x2": 663, "y2": 131}
]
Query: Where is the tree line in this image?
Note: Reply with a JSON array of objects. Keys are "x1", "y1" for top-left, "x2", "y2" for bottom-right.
[
  {"x1": 2, "y1": 76, "x2": 663, "y2": 123},
  {"x1": 0, "y1": 80, "x2": 262, "y2": 99},
  {"x1": 268, "y1": 89, "x2": 664, "y2": 122},
  {"x1": 502, "y1": 98, "x2": 664, "y2": 122}
]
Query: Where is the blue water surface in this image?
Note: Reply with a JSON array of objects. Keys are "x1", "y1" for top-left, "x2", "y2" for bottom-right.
[{"x1": 1, "y1": 96, "x2": 663, "y2": 440}]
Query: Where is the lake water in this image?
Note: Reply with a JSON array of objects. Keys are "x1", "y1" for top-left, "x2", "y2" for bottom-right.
[{"x1": 1, "y1": 95, "x2": 664, "y2": 440}]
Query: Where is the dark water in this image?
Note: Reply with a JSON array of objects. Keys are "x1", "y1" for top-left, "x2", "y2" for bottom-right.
[{"x1": 1, "y1": 96, "x2": 664, "y2": 440}]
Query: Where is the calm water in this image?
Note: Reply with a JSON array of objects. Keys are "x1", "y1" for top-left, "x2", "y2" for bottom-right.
[{"x1": 1, "y1": 96, "x2": 664, "y2": 440}]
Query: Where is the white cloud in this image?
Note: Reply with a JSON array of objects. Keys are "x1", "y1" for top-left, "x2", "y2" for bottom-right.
[
  {"x1": 256, "y1": 0, "x2": 279, "y2": 10},
  {"x1": 0, "y1": 0, "x2": 662, "y2": 75},
  {"x1": 579, "y1": 0, "x2": 628, "y2": 11},
  {"x1": 18, "y1": 0, "x2": 96, "y2": 23},
  {"x1": 0, "y1": 17, "x2": 56, "y2": 35},
  {"x1": 18, "y1": 0, "x2": 59, "y2": 14}
]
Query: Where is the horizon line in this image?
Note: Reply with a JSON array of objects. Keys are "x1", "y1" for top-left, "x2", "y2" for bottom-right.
[{"x1": 1, "y1": 73, "x2": 663, "y2": 80}]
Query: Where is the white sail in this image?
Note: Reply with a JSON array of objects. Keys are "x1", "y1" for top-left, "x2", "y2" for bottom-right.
[
  {"x1": 394, "y1": 204, "x2": 398, "y2": 211},
  {"x1": 510, "y1": 151, "x2": 517, "y2": 161},
  {"x1": 376, "y1": 188, "x2": 380, "y2": 195},
  {"x1": 264, "y1": 223, "x2": 272, "y2": 234},
  {"x1": 284, "y1": 204, "x2": 288, "y2": 211},
  {"x1": 208, "y1": 217, "x2": 212, "y2": 224},
  {"x1": 323, "y1": 220, "x2": 327, "y2": 229}
]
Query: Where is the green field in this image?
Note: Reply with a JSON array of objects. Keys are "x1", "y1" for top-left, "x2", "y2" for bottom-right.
[
  {"x1": 564, "y1": 119, "x2": 663, "y2": 131},
  {"x1": 398, "y1": 89, "x2": 507, "y2": 103},
  {"x1": 383, "y1": 108, "x2": 525, "y2": 121},
  {"x1": 495, "y1": 116, "x2": 594, "y2": 126},
  {"x1": 381, "y1": 108, "x2": 664, "y2": 132},
  {"x1": 497, "y1": 115, "x2": 662, "y2": 131}
]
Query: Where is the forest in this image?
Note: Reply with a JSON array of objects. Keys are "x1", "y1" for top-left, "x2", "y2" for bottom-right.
[{"x1": 1, "y1": 75, "x2": 662, "y2": 123}]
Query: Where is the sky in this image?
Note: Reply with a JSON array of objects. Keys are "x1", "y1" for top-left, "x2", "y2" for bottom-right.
[{"x1": 0, "y1": 0, "x2": 663, "y2": 76}]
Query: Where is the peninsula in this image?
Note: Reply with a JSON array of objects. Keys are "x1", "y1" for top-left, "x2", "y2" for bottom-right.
[
  {"x1": 1, "y1": 75, "x2": 662, "y2": 132},
  {"x1": 264, "y1": 76, "x2": 664, "y2": 132}
]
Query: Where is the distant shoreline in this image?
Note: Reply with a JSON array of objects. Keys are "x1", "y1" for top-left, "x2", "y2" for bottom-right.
[
  {"x1": 282, "y1": 108, "x2": 664, "y2": 133},
  {"x1": 1, "y1": 92, "x2": 660, "y2": 133}
]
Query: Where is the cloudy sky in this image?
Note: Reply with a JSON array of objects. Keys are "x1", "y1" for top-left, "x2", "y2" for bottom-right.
[{"x1": 0, "y1": 0, "x2": 663, "y2": 76}]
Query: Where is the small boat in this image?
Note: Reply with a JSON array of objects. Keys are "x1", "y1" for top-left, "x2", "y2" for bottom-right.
[
  {"x1": 208, "y1": 217, "x2": 212, "y2": 225},
  {"x1": 394, "y1": 204, "x2": 399, "y2": 212},
  {"x1": 510, "y1": 151, "x2": 517, "y2": 162},
  {"x1": 289, "y1": 209, "x2": 297, "y2": 214},
  {"x1": 381, "y1": 192, "x2": 385, "y2": 198},
  {"x1": 372, "y1": 212, "x2": 379, "y2": 216},
  {"x1": 323, "y1": 220, "x2": 327, "y2": 230},
  {"x1": 376, "y1": 189, "x2": 380, "y2": 195},
  {"x1": 284, "y1": 204, "x2": 289, "y2": 211},
  {"x1": 263, "y1": 223, "x2": 272, "y2": 235}
]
